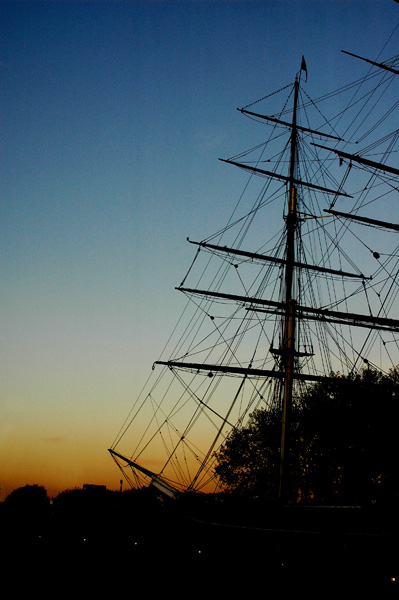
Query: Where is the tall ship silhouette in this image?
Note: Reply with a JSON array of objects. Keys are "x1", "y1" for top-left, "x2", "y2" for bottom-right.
[{"x1": 109, "y1": 47, "x2": 399, "y2": 510}]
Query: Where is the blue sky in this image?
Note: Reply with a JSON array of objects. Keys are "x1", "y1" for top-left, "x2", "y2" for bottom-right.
[{"x1": 2, "y1": 0, "x2": 399, "y2": 498}]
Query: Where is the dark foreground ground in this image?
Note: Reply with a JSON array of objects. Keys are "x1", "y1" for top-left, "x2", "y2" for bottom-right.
[{"x1": 2, "y1": 489, "x2": 398, "y2": 594}]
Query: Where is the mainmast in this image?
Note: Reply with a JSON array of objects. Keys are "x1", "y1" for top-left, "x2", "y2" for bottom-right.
[{"x1": 279, "y1": 76, "x2": 299, "y2": 503}]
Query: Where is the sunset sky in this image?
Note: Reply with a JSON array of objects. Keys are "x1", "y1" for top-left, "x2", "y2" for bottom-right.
[{"x1": 2, "y1": 0, "x2": 399, "y2": 499}]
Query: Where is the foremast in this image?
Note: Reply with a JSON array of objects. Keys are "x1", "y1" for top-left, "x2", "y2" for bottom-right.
[
  {"x1": 279, "y1": 76, "x2": 299, "y2": 503},
  {"x1": 156, "y1": 73, "x2": 330, "y2": 502}
]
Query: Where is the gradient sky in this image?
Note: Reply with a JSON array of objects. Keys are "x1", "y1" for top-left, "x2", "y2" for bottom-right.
[{"x1": 2, "y1": 0, "x2": 399, "y2": 499}]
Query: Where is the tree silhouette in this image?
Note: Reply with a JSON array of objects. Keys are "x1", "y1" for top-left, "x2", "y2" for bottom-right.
[
  {"x1": 300, "y1": 367, "x2": 399, "y2": 505},
  {"x1": 5, "y1": 484, "x2": 49, "y2": 509},
  {"x1": 215, "y1": 407, "x2": 284, "y2": 500},
  {"x1": 4, "y1": 484, "x2": 50, "y2": 543},
  {"x1": 214, "y1": 368, "x2": 399, "y2": 505}
]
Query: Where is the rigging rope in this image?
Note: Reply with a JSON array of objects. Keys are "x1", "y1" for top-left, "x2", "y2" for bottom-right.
[{"x1": 242, "y1": 82, "x2": 293, "y2": 109}]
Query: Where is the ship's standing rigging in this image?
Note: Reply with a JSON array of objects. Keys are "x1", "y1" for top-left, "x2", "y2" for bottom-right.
[{"x1": 109, "y1": 39, "x2": 399, "y2": 504}]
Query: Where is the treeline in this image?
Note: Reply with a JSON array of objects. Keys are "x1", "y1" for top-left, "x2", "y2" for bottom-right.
[{"x1": 1, "y1": 483, "x2": 161, "y2": 549}]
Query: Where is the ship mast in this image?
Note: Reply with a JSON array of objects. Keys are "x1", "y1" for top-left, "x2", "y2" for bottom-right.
[{"x1": 279, "y1": 76, "x2": 299, "y2": 503}]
